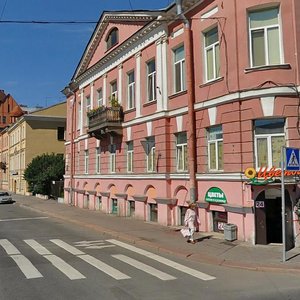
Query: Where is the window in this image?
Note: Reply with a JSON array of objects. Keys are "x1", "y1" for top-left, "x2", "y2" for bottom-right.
[
  {"x1": 97, "y1": 88, "x2": 103, "y2": 107},
  {"x1": 106, "y1": 27, "x2": 119, "y2": 50},
  {"x1": 57, "y1": 127, "x2": 65, "y2": 141},
  {"x1": 86, "y1": 95, "x2": 91, "y2": 112},
  {"x1": 127, "y1": 71, "x2": 135, "y2": 109},
  {"x1": 2, "y1": 116, "x2": 6, "y2": 124},
  {"x1": 208, "y1": 125, "x2": 223, "y2": 171},
  {"x1": 176, "y1": 132, "x2": 188, "y2": 172},
  {"x1": 204, "y1": 27, "x2": 220, "y2": 82},
  {"x1": 147, "y1": 60, "x2": 156, "y2": 102},
  {"x1": 109, "y1": 144, "x2": 116, "y2": 173},
  {"x1": 110, "y1": 81, "x2": 118, "y2": 104},
  {"x1": 96, "y1": 147, "x2": 101, "y2": 174},
  {"x1": 127, "y1": 141, "x2": 134, "y2": 173},
  {"x1": 249, "y1": 7, "x2": 282, "y2": 67},
  {"x1": 174, "y1": 46, "x2": 186, "y2": 93},
  {"x1": 77, "y1": 102, "x2": 81, "y2": 130},
  {"x1": 146, "y1": 136, "x2": 155, "y2": 172},
  {"x1": 84, "y1": 150, "x2": 89, "y2": 174},
  {"x1": 254, "y1": 118, "x2": 285, "y2": 168}
]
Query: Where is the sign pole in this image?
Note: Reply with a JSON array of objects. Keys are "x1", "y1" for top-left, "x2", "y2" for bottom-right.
[{"x1": 281, "y1": 146, "x2": 286, "y2": 262}]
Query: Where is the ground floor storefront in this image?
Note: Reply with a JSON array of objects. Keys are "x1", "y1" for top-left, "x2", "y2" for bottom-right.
[{"x1": 63, "y1": 176, "x2": 300, "y2": 247}]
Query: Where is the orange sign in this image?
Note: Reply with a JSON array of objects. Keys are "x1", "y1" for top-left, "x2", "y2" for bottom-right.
[{"x1": 245, "y1": 167, "x2": 300, "y2": 180}]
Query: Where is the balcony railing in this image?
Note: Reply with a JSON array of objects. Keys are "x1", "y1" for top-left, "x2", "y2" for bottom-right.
[{"x1": 87, "y1": 106, "x2": 123, "y2": 139}]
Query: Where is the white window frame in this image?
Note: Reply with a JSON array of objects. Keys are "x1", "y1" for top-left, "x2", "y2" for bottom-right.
[
  {"x1": 127, "y1": 71, "x2": 135, "y2": 109},
  {"x1": 146, "y1": 139, "x2": 155, "y2": 173},
  {"x1": 147, "y1": 60, "x2": 156, "y2": 102},
  {"x1": 110, "y1": 81, "x2": 118, "y2": 102},
  {"x1": 249, "y1": 7, "x2": 283, "y2": 67},
  {"x1": 173, "y1": 46, "x2": 186, "y2": 93},
  {"x1": 127, "y1": 141, "x2": 134, "y2": 173},
  {"x1": 208, "y1": 125, "x2": 223, "y2": 171},
  {"x1": 254, "y1": 119, "x2": 285, "y2": 169},
  {"x1": 97, "y1": 88, "x2": 103, "y2": 107},
  {"x1": 109, "y1": 145, "x2": 116, "y2": 173},
  {"x1": 84, "y1": 150, "x2": 89, "y2": 174},
  {"x1": 204, "y1": 27, "x2": 220, "y2": 82},
  {"x1": 96, "y1": 147, "x2": 101, "y2": 174},
  {"x1": 176, "y1": 132, "x2": 188, "y2": 172},
  {"x1": 77, "y1": 102, "x2": 81, "y2": 130}
]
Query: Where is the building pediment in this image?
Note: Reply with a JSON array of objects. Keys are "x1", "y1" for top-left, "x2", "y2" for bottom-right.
[{"x1": 73, "y1": 11, "x2": 161, "y2": 80}]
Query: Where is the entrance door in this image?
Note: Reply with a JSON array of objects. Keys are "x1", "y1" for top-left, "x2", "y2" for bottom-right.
[{"x1": 255, "y1": 189, "x2": 294, "y2": 249}]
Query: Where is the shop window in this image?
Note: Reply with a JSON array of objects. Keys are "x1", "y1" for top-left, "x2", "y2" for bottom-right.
[
  {"x1": 128, "y1": 200, "x2": 135, "y2": 217},
  {"x1": 254, "y1": 118, "x2": 285, "y2": 168},
  {"x1": 96, "y1": 196, "x2": 102, "y2": 210},
  {"x1": 149, "y1": 203, "x2": 158, "y2": 222},
  {"x1": 179, "y1": 206, "x2": 188, "y2": 226},
  {"x1": 112, "y1": 198, "x2": 118, "y2": 214},
  {"x1": 212, "y1": 211, "x2": 227, "y2": 232}
]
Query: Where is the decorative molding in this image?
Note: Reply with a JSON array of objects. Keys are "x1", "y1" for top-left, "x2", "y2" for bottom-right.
[
  {"x1": 154, "y1": 197, "x2": 177, "y2": 205},
  {"x1": 115, "y1": 193, "x2": 128, "y2": 199},
  {"x1": 87, "y1": 190, "x2": 97, "y2": 195},
  {"x1": 133, "y1": 195, "x2": 148, "y2": 202},
  {"x1": 100, "y1": 191, "x2": 110, "y2": 197},
  {"x1": 261, "y1": 96, "x2": 275, "y2": 117},
  {"x1": 197, "y1": 202, "x2": 209, "y2": 209}
]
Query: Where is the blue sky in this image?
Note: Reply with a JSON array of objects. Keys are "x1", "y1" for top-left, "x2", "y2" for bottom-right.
[{"x1": 0, "y1": 0, "x2": 173, "y2": 108}]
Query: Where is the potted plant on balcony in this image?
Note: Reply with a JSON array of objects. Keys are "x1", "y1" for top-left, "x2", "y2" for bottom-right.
[
  {"x1": 87, "y1": 105, "x2": 105, "y2": 118},
  {"x1": 109, "y1": 95, "x2": 120, "y2": 108}
]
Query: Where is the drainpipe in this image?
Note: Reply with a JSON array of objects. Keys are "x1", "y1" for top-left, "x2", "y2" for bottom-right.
[
  {"x1": 64, "y1": 86, "x2": 76, "y2": 206},
  {"x1": 176, "y1": 0, "x2": 197, "y2": 203}
]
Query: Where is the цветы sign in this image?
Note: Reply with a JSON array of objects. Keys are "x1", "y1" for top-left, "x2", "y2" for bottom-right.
[{"x1": 205, "y1": 187, "x2": 227, "y2": 204}]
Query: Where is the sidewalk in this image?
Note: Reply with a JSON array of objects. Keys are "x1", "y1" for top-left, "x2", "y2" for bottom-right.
[{"x1": 11, "y1": 194, "x2": 300, "y2": 273}]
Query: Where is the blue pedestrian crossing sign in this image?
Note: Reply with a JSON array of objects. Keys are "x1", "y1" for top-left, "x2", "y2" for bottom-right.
[{"x1": 286, "y1": 148, "x2": 300, "y2": 170}]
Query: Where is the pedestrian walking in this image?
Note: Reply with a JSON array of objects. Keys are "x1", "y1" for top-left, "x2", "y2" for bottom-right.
[{"x1": 183, "y1": 203, "x2": 200, "y2": 244}]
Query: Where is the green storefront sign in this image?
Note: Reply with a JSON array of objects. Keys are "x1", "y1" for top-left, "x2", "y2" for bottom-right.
[{"x1": 205, "y1": 187, "x2": 227, "y2": 204}]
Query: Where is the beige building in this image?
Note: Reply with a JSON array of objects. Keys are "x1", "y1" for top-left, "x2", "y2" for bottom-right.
[
  {"x1": 0, "y1": 127, "x2": 9, "y2": 190},
  {"x1": 8, "y1": 102, "x2": 66, "y2": 195}
]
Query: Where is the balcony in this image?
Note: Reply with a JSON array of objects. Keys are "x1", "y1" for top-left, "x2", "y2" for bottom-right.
[{"x1": 87, "y1": 106, "x2": 123, "y2": 139}]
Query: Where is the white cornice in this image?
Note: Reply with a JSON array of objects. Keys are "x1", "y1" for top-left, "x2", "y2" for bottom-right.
[
  {"x1": 77, "y1": 24, "x2": 167, "y2": 89},
  {"x1": 75, "y1": 13, "x2": 163, "y2": 82}
]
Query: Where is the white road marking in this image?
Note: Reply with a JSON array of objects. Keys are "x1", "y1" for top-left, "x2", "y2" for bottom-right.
[
  {"x1": 0, "y1": 239, "x2": 42, "y2": 279},
  {"x1": 11, "y1": 255, "x2": 43, "y2": 279},
  {"x1": 107, "y1": 239, "x2": 216, "y2": 281},
  {"x1": 0, "y1": 239, "x2": 20, "y2": 255},
  {"x1": 85, "y1": 245, "x2": 115, "y2": 249},
  {"x1": 25, "y1": 239, "x2": 85, "y2": 280},
  {"x1": 112, "y1": 254, "x2": 176, "y2": 281},
  {"x1": 0, "y1": 217, "x2": 48, "y2": 222},
  {"x1": 51, "y1": 239, "x2": 130, "y2": 280},
  {"x1": 80, "y1": 254, "x2": 130, "y2": 280},
  {"x1": 50, "y1": 239, "x2": 85, "y2": 255},
  {"x1": 74, "y1": 240, "x2": 105, "y2": 244},
  {"x1": 73, "y1": 240, "x2": 115, "y2": 249}
]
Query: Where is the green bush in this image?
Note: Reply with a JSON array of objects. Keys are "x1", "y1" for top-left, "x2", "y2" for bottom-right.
[{"x1": 23, "y1": 153, "x2": 65, "y2": 196}]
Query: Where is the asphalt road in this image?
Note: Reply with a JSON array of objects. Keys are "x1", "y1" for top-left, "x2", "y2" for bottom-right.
[{"x1": 0, "y1": 203, "x2": 300, "y2": 300}]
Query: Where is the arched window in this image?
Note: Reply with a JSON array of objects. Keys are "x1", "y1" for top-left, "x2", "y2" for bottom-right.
[{"x1": 106, "y1": 27, "x2": 119, "y2": 50}]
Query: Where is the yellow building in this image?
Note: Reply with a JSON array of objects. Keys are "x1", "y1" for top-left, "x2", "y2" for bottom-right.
[
  {"x1": 0, "y1": 127, "x2": 9, "y2": 190},
  {"x1": 8, "y1": 102, "x2": 66, "y2": 195}
]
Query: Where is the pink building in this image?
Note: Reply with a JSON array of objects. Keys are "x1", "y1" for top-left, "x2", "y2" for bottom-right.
[{"x1": 63, "y1": 0, "x2": 300, "y2": 247}]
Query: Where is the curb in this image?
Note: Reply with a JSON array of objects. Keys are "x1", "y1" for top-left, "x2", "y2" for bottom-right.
[{"x1": 17, "y1": 202, "x2": 300, "y2": 274}]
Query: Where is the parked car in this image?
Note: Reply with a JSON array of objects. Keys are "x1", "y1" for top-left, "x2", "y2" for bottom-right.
[{"x1": 0, "y1": 192, "x2": 13, "y2": 204}]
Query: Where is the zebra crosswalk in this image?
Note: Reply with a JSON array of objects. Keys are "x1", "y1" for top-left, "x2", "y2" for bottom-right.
[{"x1": 0, "y1": 238, "x2": 216, "y2": 282}]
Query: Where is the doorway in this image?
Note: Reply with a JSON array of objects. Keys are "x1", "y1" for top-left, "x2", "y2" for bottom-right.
[{"x1": 255, "y1": 189, "x2": 294, "y2": 250}]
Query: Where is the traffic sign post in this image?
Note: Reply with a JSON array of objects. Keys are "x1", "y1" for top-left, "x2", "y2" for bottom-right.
[{"x1": 282, "y1": 147, "x2": 300, "y2": 262}]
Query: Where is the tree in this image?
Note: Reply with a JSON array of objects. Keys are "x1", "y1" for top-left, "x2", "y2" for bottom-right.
[{"x1": 23, "y1": 153, "x2": 65, "y2": 196}]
